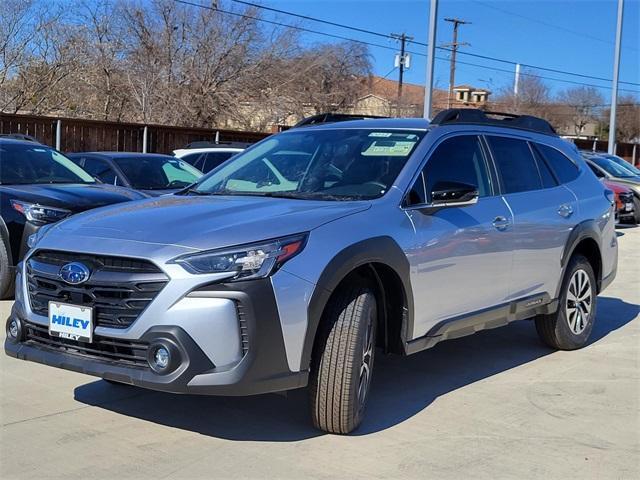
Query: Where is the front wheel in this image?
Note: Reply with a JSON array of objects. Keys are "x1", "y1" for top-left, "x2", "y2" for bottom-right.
[
  {"x1": 309, "y1": 280, "x2": 377, "y2": 434},
  {"x1": 0, "y1": 237, "x2": 14, "y2": 300},
  {"x1": 535, "y1": 254, "x2": 597, "y2": 350}
]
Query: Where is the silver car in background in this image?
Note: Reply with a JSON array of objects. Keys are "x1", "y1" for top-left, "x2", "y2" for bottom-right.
[{"x1": 5, "y1": 109, "x2": 617, "y2": 434}]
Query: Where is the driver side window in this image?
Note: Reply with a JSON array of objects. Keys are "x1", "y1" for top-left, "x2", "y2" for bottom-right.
[{"x1": 407, "y1": 135, "x2": 491, "y2": 205}]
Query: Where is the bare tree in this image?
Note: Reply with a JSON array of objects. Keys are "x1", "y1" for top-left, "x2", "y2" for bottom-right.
[
  {"x1": 604, "y1": 95, "x2": 640, "y2": 143},
  {"x1": 0, "y1": 0, "x2": 372, "y2": 130},
  {"x1": 555, "y1": 86, "x2": 604, "y2": 135}
]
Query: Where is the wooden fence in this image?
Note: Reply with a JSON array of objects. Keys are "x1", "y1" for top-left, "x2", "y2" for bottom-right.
[
  {"x1": 2, "y1": 112, "x2": 638, "y2": 166},
  {"x1": 0, "y1": 113, "x2": 270, "y2": 154}
]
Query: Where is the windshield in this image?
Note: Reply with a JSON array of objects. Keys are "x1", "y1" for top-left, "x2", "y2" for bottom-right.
[
  {"x1": 114, "y1": 156, "x2": 202, "y2": 190},
  {"x1": 0, "y1": 143, "x2": 96, "y2": 185},
  {"x1": 191, "y1": 129, "x2": 425, "y2": 200},
  {"x1": 603, "y1": 154, "x2": 640, "y2": 175},
  {"x1": 591, "y1": 156, "x2": 636, "y2": 178}
]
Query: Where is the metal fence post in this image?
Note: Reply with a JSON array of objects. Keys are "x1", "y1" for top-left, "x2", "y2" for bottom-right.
[
  {"x1": 142, "y1": 125, "x2": 148, "y2": 153},
  {"x1": 55, "y1": 119, "x2": 62, "y2": 150}
]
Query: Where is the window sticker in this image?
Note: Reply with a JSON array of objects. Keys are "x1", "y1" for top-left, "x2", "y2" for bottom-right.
[{"x1": 362, "y1": 140, "x2": 417, "y2": 156}]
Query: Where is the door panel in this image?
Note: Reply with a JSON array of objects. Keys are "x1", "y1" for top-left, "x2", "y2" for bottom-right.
[
  {"x1": 502, "y1": 187, "x2": 576, "y2": 300},
  {"x1": 402, "y1": 134, "x2": 513, "y2": 339},
  {"x1": 406, "y1": 198, "x2": 514, "y2": 338}
]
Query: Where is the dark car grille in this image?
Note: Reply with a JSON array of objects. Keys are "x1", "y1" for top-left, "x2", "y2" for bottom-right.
[
  {"x1": 27, "y1": 250, "x2": 168, "y2": 329},
  {"x1": 24, "y1": 321, "x2": 150, "y2": 368},
  {"x1": 619, "y1": 192, "x2": 634, "y2": 204}
]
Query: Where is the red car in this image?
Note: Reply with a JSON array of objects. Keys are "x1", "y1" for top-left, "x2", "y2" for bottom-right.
[{"x1": 603, "y1": 179, "x2": 636, "y2": 224}]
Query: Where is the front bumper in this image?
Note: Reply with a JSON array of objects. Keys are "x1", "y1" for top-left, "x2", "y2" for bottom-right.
[{"x1": 5, "y1": 275, "x2": 308, "y2": 396}]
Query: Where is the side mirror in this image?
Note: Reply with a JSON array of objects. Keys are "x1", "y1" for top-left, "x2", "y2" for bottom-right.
[{"x1": 431, "y1": 181, "x2": 478, "y2": 207}]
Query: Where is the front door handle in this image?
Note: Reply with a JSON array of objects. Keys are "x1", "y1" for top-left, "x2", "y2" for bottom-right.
[
  {"x1": 558, "y1": 204, "x2": 574, "y2": 218},
  {"x1": 492, "y1": 216, "x2": 510, "y2": 231}
]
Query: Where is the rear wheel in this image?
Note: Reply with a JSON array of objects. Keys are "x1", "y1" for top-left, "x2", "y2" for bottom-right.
[
  {"x1": 309, "y1": 279, "x2": 377, "y2": 434},
  {"x1": 535, "y1": 254, "x2": 596, "y2": 350},
  {"x1": 0, "y1": 237, "x2": 14, "y2": 300}
]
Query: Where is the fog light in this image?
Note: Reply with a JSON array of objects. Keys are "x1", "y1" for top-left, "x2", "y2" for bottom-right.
[
  {"x1": 153, "y1": 346, "x2": 170, "y2": 369},
  {"x1": 8, "y1": 319, "x2": 19, "y2": 338},
  {"x1": 6, "y1": 318, "x2": 23, "y2": 343}
]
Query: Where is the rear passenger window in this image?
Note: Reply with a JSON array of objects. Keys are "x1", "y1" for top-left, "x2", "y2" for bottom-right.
[
  {"x1": 535, "y1": 144, "x2": 580, "y2": 183},
  {"x1": 407, "y1": 135, "x2": 491, "y2": 205},
  {"x1": 531, "y1": 145, "x2": 558, "y2": 188},
  {"x1": 487, "y1": 136, "x2": 542, "y2": 194}
]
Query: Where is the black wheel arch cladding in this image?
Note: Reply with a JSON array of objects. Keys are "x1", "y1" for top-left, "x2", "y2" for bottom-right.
[
  {"x1": 301, "y1": 236, "x2": 414, "y2": 370},
  {"x1": 558, "y1": 219, "x2": 604, "y2": 297}
]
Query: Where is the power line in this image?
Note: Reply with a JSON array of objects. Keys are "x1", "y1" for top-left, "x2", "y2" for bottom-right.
[
  {"x1": 229, "y1": 0, "x2": 393, "y2": 41},
  {"x1": 174, "y1": 0, "x2": 640, "y2": 94},
  {"x1": 472, "y1": 0, "x2": 638, "y2": 53},
  {"x1": 228, "y1": 0, "x2": 640, "y2": 88},
  {"x1": 172, "y1": 0, "x2": 401, "y2": 53}
]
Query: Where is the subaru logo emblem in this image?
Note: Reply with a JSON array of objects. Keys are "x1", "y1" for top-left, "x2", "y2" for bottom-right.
[{"x1": 59, "y1": 262, "x2": 91, "y2": 285}]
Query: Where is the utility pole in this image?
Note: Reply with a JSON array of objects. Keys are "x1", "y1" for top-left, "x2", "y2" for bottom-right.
[
  {"x1": 443, "y1": 18, "x2": 470, "y2": 108},
  {"x1": 391, "y1": 33, "x2": 413, "y2": 116},
  {"x1": 608, "y1": 0, "x2": 624, "y2": 155},
  {"x1": 514, "y1": 63, "x2": 521, "y2": 97},
  {"x1": 423, "y1": 0, "x2": 438, "y2": 119}
]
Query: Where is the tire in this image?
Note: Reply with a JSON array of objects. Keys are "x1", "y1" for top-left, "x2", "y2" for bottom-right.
[
  {"x1": 535, "y1": 254, "x2": 597, "y2": 350},
  {"x1": 633, "y1": 197, "x2": 640, "y2": 224},
  {"x1": 0, "y1": 237, "x2": 14, "y2": 300},
  {"x1": 309, "y1": 279, "x2": 377, "y2": 434}
]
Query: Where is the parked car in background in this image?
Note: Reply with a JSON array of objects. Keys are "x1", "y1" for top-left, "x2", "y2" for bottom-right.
[
  {"x1": 582, "y1": 151, "x2": 640, "y2": 176},
  {"x1": 67, "y1": 152, "x2": 202, "y2": 196},
  {"x1": 173, "y1": 142, "x2": 248, "y2": 174},
  {"x1": 6, "y1": 109, "x2": 618, "y2": 434},
  {"x1": 583, "y1": 155, "x2": 640, "y2": 224},
  {"x1": 602, "y1": 179, "x2": 636, "y2": 224},
  {"x1": 0, "y1": 139, "x2": 147, "y2": 299}
]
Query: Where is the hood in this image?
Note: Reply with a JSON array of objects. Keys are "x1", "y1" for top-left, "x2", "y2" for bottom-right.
[
  {"x1": 54, "y1": 194, "x2": 371, "y2": 250},
  {"x1": 0, "y1": 183, "x2": 148, "y2": 211}
]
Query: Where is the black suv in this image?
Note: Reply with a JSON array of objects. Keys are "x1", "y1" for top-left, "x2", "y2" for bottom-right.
[{"x1": 0, "y1": 139, "x2": 147, "y2": 298}]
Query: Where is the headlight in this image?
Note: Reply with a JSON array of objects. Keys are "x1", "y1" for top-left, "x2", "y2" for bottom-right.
[
  {"x1": 171, "y1": 233, "x2": 308, "y2": 280},
  {"x1": 11, "y1": 200, "x2": 71, "y2": 225}
]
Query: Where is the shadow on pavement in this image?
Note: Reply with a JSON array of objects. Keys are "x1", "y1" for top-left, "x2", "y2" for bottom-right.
[{"x1": 74, "y1": 296, "x2": 638, "y2": 440}]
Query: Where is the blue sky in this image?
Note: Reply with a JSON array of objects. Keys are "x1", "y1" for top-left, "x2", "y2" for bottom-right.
[{"x1": 265, "y1": 0, "x2": 640, "y2": 102}]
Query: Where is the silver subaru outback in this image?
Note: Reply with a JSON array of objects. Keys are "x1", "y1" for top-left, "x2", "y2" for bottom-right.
[{"x1": 5, "y1": 109, "x2": 618, "y2": 434}]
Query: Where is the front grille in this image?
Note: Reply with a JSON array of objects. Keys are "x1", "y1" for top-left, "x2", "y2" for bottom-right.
[
  {"x1": 619, "y1": 192, "x2": 634, "y2": 204},
  {"x1": 27, "y1": 250, "x2": 169, "y2": 329},
  {"x1": 24, "y1": 321, "x2": 150, "y2": 368}
]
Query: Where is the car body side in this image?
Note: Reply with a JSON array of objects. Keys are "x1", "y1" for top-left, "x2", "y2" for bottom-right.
[{"x1": 6, "y1": 120, "x2": 617, "y2": 397}]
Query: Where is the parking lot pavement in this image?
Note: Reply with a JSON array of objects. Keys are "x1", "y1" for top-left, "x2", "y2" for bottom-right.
[{"x1": 1, "y1": 229, "x2": 638, "y2": 480}]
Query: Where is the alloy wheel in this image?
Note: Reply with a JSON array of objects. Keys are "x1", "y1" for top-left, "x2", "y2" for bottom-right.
[{"x1": 566, "y1": 269, "x2": 592, "y2": 335}]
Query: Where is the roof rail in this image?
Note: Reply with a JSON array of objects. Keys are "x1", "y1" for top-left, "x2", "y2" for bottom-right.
[
  {"x1": 292, "y1": 112, "x2": 388, "y2": 128},
  {"x1": 430, "y1": 108, "x2": 557, "y2": 136},
  {"x1": 0, "y1": 133, "x2": 41, "y2": 143}
]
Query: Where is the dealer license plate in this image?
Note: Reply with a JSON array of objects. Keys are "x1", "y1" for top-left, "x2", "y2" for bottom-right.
[{"x1": 48, "y1": 302, "x2": 93, "y2": 343}]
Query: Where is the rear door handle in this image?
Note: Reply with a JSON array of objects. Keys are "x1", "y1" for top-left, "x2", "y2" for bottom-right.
[
  {"x1": 492, "y1": 216, "x2": 510, "y2": 231},
  {"x1": 558, "y1": 204, "x2": 574, "y2": 218}
]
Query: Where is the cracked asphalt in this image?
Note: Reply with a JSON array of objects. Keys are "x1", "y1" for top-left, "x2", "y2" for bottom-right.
[{"x1": 1, "y1": 227, "x2": 638, "y2": 479}]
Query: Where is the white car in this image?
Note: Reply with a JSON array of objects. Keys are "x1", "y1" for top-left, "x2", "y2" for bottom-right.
[{"x1": 173, "y1": 144, "x2": 246, "y2": 174}]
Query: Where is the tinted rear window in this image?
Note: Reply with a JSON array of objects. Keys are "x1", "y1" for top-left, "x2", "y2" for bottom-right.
[
  {"x1": 487, "y1": 136, "x2": 542, "y2": 194},
  {"x1": 535, "y1": 144, "x2": 579, "y2": 183}
]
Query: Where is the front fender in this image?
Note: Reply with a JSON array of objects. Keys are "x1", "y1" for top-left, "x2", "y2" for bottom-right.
[{"x1": 299, "y1": 236, "x2": 413, "y2": 370}]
